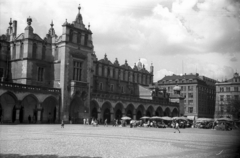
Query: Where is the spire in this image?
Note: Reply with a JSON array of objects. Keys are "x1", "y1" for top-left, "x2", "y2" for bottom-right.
[
  {"x1": 50, "y1": 20, "x2": 54, "y2": 28},
  {"x1": 104, "y1": 53, "x2": 107, "y2": 59},
  {"x1": 88, "y1": 23, "x2": 90, "y2": 30},
  {"x1": 27, "y1": 16, "x2": 32, "y2": 26},
  {"x1": 9, "y1": 18, "x2": 12, "y2": 26},
  {"x1": 78, "y1": 4, "x2": 81, "y2": 13},
  {"x1": 75, "y1": 4, "x2": 83, "y2": 23}
]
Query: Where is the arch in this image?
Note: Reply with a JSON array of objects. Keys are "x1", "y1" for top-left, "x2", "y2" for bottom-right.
[
  {"x1": 69, "y1": 95, "x2": 84, "y2": 123},
  {"x1": 114, "y1": 102, "x2": 123, "y2": 120},
  {"x1": 42, "y1": 96, "x2": 57, "y2": 123},
  {"x1": 21, "y1": 94, "x2": 38, "y2": 123},
  {"x1": 90, "y1": 100, "x2": 99, "y2": 120},
  {"x1": 125, "y1": 103, "x2": 135, "y2": 118},
  {"x1": 164, "y1": 107, "x2": 171, "y2": 117},
  {"x1": 172, "y1": 108, "x2": 178, "y2": 117},
  {"x1": 32, "y1": 43, "x2": 37, "y2": 59},
  {"x1": 156, "y1": 106, "x2": 163, "y2": 116},
  {"x1": 102, "y1": 101, "x2": 112, "y2": 123},
  {"x1": 136, "y1": 104, "x2": 145, "y2": 120},
  {"x1": 0, "y1": 92, "x2": 17, "y2": 123},
  {"x1": 146, "y1": 105, "x2": 154, "y2": 117}
]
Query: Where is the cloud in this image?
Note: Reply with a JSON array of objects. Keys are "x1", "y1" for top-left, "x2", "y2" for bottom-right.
[
  {"x1": 230, "y1": 57, "x2": 238, "y2": 62},
  {"x1": 155, "y1": 69, "x2": 174, "y2": 81}
]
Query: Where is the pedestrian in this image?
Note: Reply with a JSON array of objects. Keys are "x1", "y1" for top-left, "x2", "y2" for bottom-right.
[
  {"x1": 104, "y1": 119, "x2": 108, "y2": 126},
  {"x1": 83, "y1": 118, "x2": 86, "y2": 125},
  {"x1": 174, "y1": 120, "x2": 180, "y2": 133},
  {"x1": 61, "y1": 120, "x2": 64, "y2": 128},
  {"x1": 86, "y1": 118, "x2": 89, "y2": 125}
]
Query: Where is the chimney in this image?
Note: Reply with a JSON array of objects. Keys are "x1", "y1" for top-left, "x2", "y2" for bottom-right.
[{"x1": 13, "y1": 20, "x2": 17, "y2": 37}]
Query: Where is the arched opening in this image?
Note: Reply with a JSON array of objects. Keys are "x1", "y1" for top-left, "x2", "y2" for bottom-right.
[
  {"x1": 155, "y1": 112, "x2": 159, "y2": 116},
  {"x1": 22, "y1": 95, "x2": 38, "y2": 123},
  {"x1": 156, "y1": 107, "x2": 163, "y2": 117},
  {"x1": 42, "y1": 97, "x2": 57, "y2": 123},
  {"x1": 136, "y1": 111, "x2": 142, "y2": 120},
  {"x1": 164, "y1": 108, "x2": 171, "y2": 117},
  {"x1": 172, "y1": 108, "x2": 178, "y2": 117},
  {"x1": 0, "y1": 92, "x2": 17, "y2": 123},
  {"x1": 125, "y1": 104, "x2": 135, "y2": 119},
  {"x1": 146, "y1": 111, "x2": 151, "y2": 117},
  {"x1": 114, "y1": 103, "x2": 123, "y2": 121},
  {"x1": 115, "y1": 109, "x2": 122, "y2": 120},
  {"x1": 69, "y1": 95, "x2": 84, "y2": 124},
  {"x1": 91, "y1": 107, "x2": 98, "y2": 120},
  {"x1": 102, "y1": 101, "x2": 112, "y2": 123},
  {"x1": 103, "y1": 108, "x2": 111, "y2": 124}
]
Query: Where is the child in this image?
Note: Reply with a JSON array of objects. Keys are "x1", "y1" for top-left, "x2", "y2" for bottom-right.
[{"x1": 61, "y1": 120, "x2": 64, "y2": 128}]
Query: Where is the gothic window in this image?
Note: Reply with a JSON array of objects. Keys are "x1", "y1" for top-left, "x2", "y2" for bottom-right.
[
  {"x1": 69, "y1": 29, "x2": 73, "y2": 42},
  {"x1": 38, "y1": 67, "x2": 44, "y2": 81},
  {"x1": 77, "y1": 33, "x2": 81, "y2": 44},
  {"x1": 32, "y1": 43, "x2": 37, "y2": 59},
  {"x1": 99, "y1": 82, "x2": 103, "y2": 91},
  {"x1": 84, "y1": 33, "x2": 88, "y2": 46},
  {"x1": 110, "y1": 84, "x2": 114, "y2": 92},
  {"x1": 20, "y1": 42, "x2": 24, "y2": 59},
  {"x1": 73, "y1": 60, "x2": 82, "y2": 81},
  {"x1": 121, "y1": 86, "x2": 124, "y2": 93},
  {"x1": 42, "y1": 45, "x2": 46, "y2": 60}
]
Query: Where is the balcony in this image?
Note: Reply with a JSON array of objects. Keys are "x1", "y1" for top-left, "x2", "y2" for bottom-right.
[{"x1": 0, "y1": 82, "x2": 61, "y2": 94}]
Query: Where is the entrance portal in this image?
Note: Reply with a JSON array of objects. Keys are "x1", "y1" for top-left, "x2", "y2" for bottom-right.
[{"x1": 69, "y1": 97, "x2": 84, "y2": 123}]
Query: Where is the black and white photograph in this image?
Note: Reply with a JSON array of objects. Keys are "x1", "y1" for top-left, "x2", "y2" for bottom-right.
[{"x1": 0, "y1": 0, "x2": 240, "y2": 157}]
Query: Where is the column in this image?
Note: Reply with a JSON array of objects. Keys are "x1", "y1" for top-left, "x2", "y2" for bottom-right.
[
  {"x1": 37, "y1": 110, "x2": 41, "y2": 123},
  {"x1": 111, "y1": 113, "x2": 114, "y2": 122},
  {"x1": 133, "y1": 109, "x2": 136, "y2": 120},
  {"x1": 15, "y1": 108, "x2": 20, "y2": 123}
]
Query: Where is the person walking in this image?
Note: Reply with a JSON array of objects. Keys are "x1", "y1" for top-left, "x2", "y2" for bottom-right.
[
  {"x1": 174, "y1": 120, "x2": 180, "y2": 133},
  {"x1": 61, "y1": 120, "x2": 64, "y2": 128},
  {"x1": 86, "y1": 118, "x2": 89, "y2": 125},
  {"x1": 104, "y1": 119, "x2": 108, "y2": 126}
]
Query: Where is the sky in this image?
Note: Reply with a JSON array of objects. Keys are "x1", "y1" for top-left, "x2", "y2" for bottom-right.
[{"x1": 0, "y1": 0, "x2": 240, "y2": 82}]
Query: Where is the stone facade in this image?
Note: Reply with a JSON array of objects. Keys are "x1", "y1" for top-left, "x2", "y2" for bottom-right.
[
  {"x1": 215, "y1": 73, "x2": 240, "y2": 119},
  {"x1": 157, "y1": 73, "x2": 217, "y2": 119},
  {"x1": 0, "y1": 5, "x2": 179, "y2": 124}
]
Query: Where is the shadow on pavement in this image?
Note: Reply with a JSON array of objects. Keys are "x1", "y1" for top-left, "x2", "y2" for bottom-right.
[{"x1": 0, "y1": 154, "x2": 102, "y2": 158}]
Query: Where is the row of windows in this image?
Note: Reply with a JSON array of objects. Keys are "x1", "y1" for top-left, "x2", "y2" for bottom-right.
[
  {"x1": 12, "y1": 43, "x2": 48, "y2": 60},
  {"x1": 69, "y1": 30, "x2": 88, "y2": 46},
  {"x1": 219, "y1": 87, "x2": 239, "y2": 92},
  {"x1": 99, "y1": 82, "x2": 134, "y2": 94},
  {"x1": 161, "y1": 79, "x2": 195, "y2": 84},
  {"x1": 96, "y1": 65, "x2": 151, "y2": 85},
  {"x1": 220, "y1": 95, "x2": 239, "y2": 101}
]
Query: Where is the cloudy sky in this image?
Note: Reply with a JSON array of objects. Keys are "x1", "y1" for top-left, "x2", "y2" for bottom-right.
[{"x1": 1, "y1": 0, "x2": 240, "y2": 82}]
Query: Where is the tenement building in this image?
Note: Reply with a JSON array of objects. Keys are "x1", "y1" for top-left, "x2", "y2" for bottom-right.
[
  {"x1": 157, "y1": 73, "x2": 217, "y2": 119},
  {"x1": 215, "y1": 72, "x2": 240, "y2": 120},
  {"x1": 0, "y1": 5, "x2": 179, "y2": 124}
]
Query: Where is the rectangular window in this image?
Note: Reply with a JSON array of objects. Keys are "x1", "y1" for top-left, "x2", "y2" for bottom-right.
[
  {"x1": 38, "y1": 67, "x2": 44, "y2": 81},
  {"x1": 226, "y1": 95, "x2": 231, "y2": 101},
  {"x1": 220, "y1": 87, "x2": 224, "y2": 92},
  {"x1": 99, "y1": 82, "x2": 103, "y2": 91},
  {"x1": 234, "y1": 87, "x2": 238, "y2": 92},
  {"x1": 188, "y1": 107, "x2": 193, "y2": 113},
  {"x1": 73, "y1": 61, "x2": 82, "y2": 81},
  {"x1": 188, "y1": 86, "x2": 193, "y2": 91},
  {"x1": 188, "y1": 100, "x2": 193, "y2": 105},
  {"x1": 110, "y1": 84, "x2": 114, "y2": 92},
  {"x1": 226, "y1": 87, "x2": 230, "y2": 92},
  {"x1": 0, "y1": 68, "x2": 4, "y2": 78},
  {"x1": 220, "y1": 95, "x2": 224, "y2": 101},
  {"x1": 188, "y1": 93, "x2": 193, "y2": 98}
]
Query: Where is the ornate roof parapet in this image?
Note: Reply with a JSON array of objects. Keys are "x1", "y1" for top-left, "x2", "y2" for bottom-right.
[
  {"x1": 114, "y1": 58, "x2": 119, "y2": 66},
  {"x1": 72, "y1": 4, "x2": 85, "y2": 30},
  {"x1": 48, "y1": 20, "x2": 56, "y2": 37}
]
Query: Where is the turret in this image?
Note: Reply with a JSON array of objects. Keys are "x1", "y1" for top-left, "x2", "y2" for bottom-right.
[
  {"x1": 150, "y1": 63, "x2": 154, "y2": 74},
  {"x1": 24, "y1": 16, "x2": 33, "y2": 38}
]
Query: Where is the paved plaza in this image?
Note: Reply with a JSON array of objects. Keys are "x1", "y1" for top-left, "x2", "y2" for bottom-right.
[{"x1": 0, "y1": 125, "x2": 240, "y2": 158}]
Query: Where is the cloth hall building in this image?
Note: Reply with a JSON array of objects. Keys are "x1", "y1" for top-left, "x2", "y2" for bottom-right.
[{"x1": 0, "y1": 5, "x2": 179, "y2": 124}]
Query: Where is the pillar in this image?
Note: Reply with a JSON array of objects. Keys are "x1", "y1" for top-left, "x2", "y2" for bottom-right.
[
  {"x1": 111, "y1": 113, "x2": 114, "y2": 122},
  {"x1": 15, "y1": 108, "x2": 20, "y2": 123},
  {"x1": 37, "y1": 110, "x2": 41, "y2": 123}
]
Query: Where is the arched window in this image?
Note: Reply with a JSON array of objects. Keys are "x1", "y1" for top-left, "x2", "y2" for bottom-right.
[
  {"x1": 84, "y1": 33, "x2": 88, "y2": 46},
  {"x1": 20, "y1": 42, "x2": 24, "y2": 59},
  {"x1": 42, "y1": 45, "x2": 46, "y2": 60},
  {"x1": 69, "y1": 29, "x2": 73, "y2": 42},
  {"x1": 32, "y1": 43, "x2": 37, "y2": 59}
]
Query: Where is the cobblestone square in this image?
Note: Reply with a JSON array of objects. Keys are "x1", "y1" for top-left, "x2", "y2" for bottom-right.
[{"x1": 0, "y1": 125, "x2": 240, "y2": 158}]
